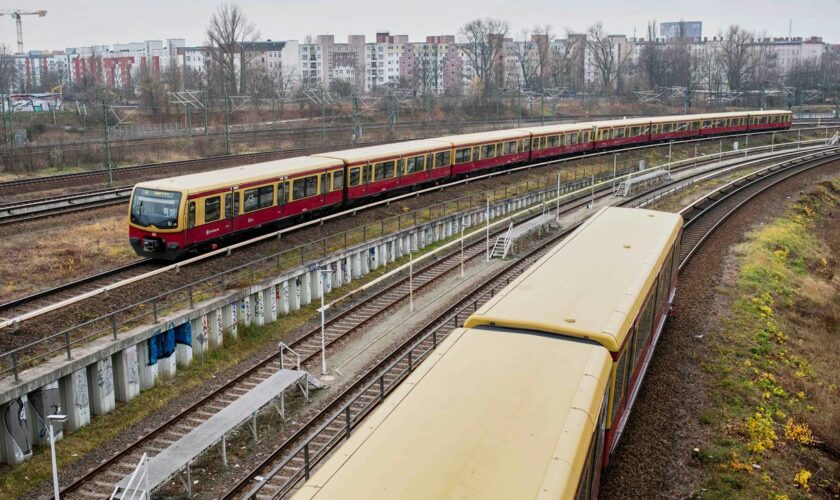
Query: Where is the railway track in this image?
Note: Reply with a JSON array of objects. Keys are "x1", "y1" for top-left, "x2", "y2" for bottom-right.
[
  {"x1": 56, "y1": 146, "x2": 835, "y2": 499},
  {"x1": 0, "y1": 259, "x2": 156, "y2": 318},
  {"x1": 59, "y1": 176, "x2": 603, "y2": 499},
  {"x1": 0, "y1": 126, "x2": 823, "y2": 226},
  {"x1": 220, "y1": 148, "x2": 840, "y2": 500},
  {"x1": 676, "y1": 149, "x2": 840, "y2": 268},
  {"x1": 0, "y1": 186, "x2": 133, "y2": 226}
]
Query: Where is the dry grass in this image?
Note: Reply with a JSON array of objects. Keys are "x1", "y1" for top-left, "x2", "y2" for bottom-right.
[
  {"x1": 695, "y1": 178, "x2": 840, "y2": 498},
  {"x1": 0, "y1": 213, "x2": 136, "y2": 301}
]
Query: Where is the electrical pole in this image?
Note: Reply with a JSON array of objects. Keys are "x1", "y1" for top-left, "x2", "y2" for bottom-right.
[
  {"x1": 203, "y1": 90, "x2": 209, "y2": 137},
  {"x1": 320, "y1": 86, "x2": 326, "y2": 145},
  {"x1": 103, "y1": 100, "x2": 113, "y2": 187},
  {"x1": 224, "y1": 87, "x2": 231, "y2": 155}
]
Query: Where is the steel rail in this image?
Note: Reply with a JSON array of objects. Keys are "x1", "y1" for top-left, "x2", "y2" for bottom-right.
[{"x1": 226, "y1": 147, "x2": 840, "y2": 500}]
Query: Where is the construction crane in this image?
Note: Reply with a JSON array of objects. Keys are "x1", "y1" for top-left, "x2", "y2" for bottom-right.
[{"x1": 0, "y1": 9, "x2": 47, "y2": 54}]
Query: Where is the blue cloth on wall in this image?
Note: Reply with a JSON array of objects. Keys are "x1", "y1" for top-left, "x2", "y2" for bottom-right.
[{"x1": 175, "y1": 322, "x2": 192, "y2": 347}]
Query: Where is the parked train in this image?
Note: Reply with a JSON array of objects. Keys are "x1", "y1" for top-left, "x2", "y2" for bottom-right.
[
  {"x1": 289, "y1": 207, "x2": 683, "y2": 499},
  {"x1": 129, "y1": 110, "x2": 789, "y2": 259}
]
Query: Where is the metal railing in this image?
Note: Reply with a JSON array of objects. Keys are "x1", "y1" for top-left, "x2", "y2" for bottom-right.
[
  {"x1": 0, "y1": 130, "x2": 829, "y2": 382},
  {"x1": 111, "y1": 452, "x2": 149, "y2": 500}
]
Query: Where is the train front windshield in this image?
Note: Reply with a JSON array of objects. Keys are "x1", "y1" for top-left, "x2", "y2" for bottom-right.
[{"x1": 130, "y1": 188, "x2": 182, "y2": 229}]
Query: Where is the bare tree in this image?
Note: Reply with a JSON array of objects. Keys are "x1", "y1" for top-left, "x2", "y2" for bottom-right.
[
  {"x1": 717, "y1": 25, "x2": 755, "y2": 92},
  {"x1": 0, "y1": 44, "x2": 17, "y2": 94},
  {"x1": 206, "y1": 3, "x2": 259, "y2": 95},
  {"x1": 510, "y1": 25, "x2": 552, "y2": 91},
  {"x1": 585, "y1": 23, "x2": 634, "y2": 93},
  {"x1": 549, "y1": 32, "x2": 585, "y2": 92},
  {"x1": 459, "y1": 17, "x2": 510, "y2": 97},
  {"x1": 639, "y1": 20, "x2": 668, "y2": 88}
]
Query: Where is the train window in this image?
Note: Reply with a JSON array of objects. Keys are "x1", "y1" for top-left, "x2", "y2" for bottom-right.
[
  {"x1": 691, "y1": 121, "x2": 701, "y2": 130},
  {"x1": 575, "y1": 436, "x2": 597, "y2": 500},
  {"x1": 636, "y1": 295, "x2": 654, "y2": 361},
  {"x1": 546, "y1": 135, "x2": 560, "y2": 148},
  {"x1": 225, "y1": 193, "x2": 233, "y2": 218},
  {"x1": 678, "y1": 122, "x2": 688, "y2": 131},
  {"x1": 601, "y1": 129, "x2": 612, "y2": 140},
  {"x1": 374, "y1": 161, "x2": 395, "y2": 181},
  {"x1": 521, "y1": 138, "x2": 530, "y2": 152},
  {"x1": 245, "y1": 186, "x2": 274, "y2": 212},
  {"x1": 481, "y1": 144, "x2": 496, "y2": 159},
  {"x1": 260, "y1": 186, "x2": 274, "y2": 207},
  {"x1": 332, "y1": 170, "x2": 344, "y2": 191},
  {"x1": 187, "y1": 201, "x2": 196, "y2": 228},
  {"x1": 243, "y1": 189, "x2": 259, "y2": 212},
  {"x1": 531, "y1": 137, "x2": 540, "y2": 150},
  {"x1": 612, "y1": 350, "x2": 629, "y2": 422},
  {"x1": 396, "y1": 159, "x2": 406, "y2": 175},
  {"x1": 663, "y1": 123, "x2": 673, "y2": 133},
  {"x1": 434, "y1": 151, "x2": 451, "y2": 168},
  {"x1": 454, "y1": 147, "x2": 471, "y2": 164},
  {"x1": 204, "y1": 197, "x2": 221, "y2": 223},
  {"x1": 614, "y1": 128, "x2": 625, "y2": 138},
  {"x1": 569, "y1": 132, "x2": 579, "y2": 144},
  {"x1": 320, "y1": 174, "x2": 328, "y2": 194},
  {"x1": 406, "y1": 156, "x2": 425, "y2": 174},
  {"x1": 277, "y1": 183, "x2": 287, "y2": 205},
  {"x1": 363, "y1": 164, "x2": 373, "y2": 184},
  {"x1": 703, "y1": 120, "x2": 711, "y2": 128},
  {"x1": 349, "y1": 167, "x2": 361, "y2": 186},
  {"x1": 583, "y1": 131, "x2": 589, "y2": 142},
  {"x1": 293, "y1": 176, "x2": 318, "y2": 200},
  {"x1": 504, "y1": 141, "x2": 517, "y2": 154},
  {"x1": 472, "y1": 146, "x2": 480, "y2": 161},
  {"x1": 629, "y1": 126, "x2": 639, "y2": 137}
]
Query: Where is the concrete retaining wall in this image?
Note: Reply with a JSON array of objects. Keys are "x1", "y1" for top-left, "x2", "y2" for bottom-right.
[{"x1": 0, "y1": 187, "x2": 555, "y2": 464}]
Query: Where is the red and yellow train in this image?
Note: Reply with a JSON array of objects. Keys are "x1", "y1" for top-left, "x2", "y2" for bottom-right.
[{"x1": 129, "y1": 110, "x2": 791, "y2": 259}]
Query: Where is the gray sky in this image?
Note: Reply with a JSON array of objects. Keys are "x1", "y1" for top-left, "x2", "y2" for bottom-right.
[{"x1": 3, "y1": 0, "x2": 838, "y2": 51}]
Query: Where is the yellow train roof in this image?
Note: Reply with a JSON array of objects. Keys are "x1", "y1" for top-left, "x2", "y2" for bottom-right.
[
  {"x1": 134, "y1": 156, "x2": 343, "y2": 194},
  {"x1": 312, "y1": 138, "x2": 452, "y2": 163},
  {"x1": 747, "y1": 109, "x2": 792, "y2": 116},
  {"x1": 523, "y1": 122, "x2": 597, "y2": 136},
  {"x1": 436, "y1": 129, "x2": 531, "y2": 146},
  {"x1": 464, "y1": 207, "x2": 682, "y2": 352},
  {"x1": 292, "y1": 327, "x2": 612, "y2": 500}
]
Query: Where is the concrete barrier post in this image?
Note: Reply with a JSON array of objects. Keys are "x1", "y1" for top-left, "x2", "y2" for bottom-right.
[
  {"x1": 28, "y1": 381, "x2": 63, "y2": 447},
  {"x1": 60, "y1": 369, "x2": 91, "y2": 432},
  {"x1": 266, "y1": 286, "x2": 278, "y2": 323},
  {"x1": 0, "y1": 396, "x2": 32, "y2": 464},
  {"x1": 114, "y1": 344, "x2": 140, "y2": 403}
]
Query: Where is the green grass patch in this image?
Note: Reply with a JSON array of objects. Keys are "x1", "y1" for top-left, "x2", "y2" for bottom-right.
[{"x1": 697, "y1": 178, "x2": 840, "y2": 499}]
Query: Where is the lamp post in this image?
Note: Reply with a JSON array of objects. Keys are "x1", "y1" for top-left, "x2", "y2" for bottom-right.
[
  {"x1": 317, "y1": 268, "x2": 334, "y2": 377},
  {"x1": 409, "y1": 243, "x2": 419, "y2": 311},
  {"x1": 48, "y1": 413, "x2": 68, "y2": 500}
]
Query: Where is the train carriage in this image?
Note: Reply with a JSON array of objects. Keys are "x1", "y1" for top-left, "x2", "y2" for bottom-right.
[
  {"x1": 292, "y1": 329, "x2": 613, "y2": 500},
  {"x1": 436, "y1": 130, "x2": 531, "y2": 176},
  {"x1": 699, "y1": 111, "x2": 749, "y2": 136},
  {"x1": 313, "y1": 139, "x2": 453, "y2": 203},
  {"x1": 465, "y1": 207, "x2": 683, "y2": 462},
  {"x1": 747, "y1": 109, "x2": 793, "y2": 131},
  {"x1": 524, "y1": 122, "x2": 596, "y2": 161},
  {"x1": 288, "y1": 207, "x2": 682, "y2": 499},
  {"x1": 592, "y1": 118, "x2": 651, "y2": 149},
  {"x1": 128, "y1": 156, "x2": 345, "y2": 259},
  {"x1": 648, "y1": 114, "x2": 703, "y2": 141}
]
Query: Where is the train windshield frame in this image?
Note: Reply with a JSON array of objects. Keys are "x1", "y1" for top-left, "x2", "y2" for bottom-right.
[{"x1": 130, "y1": 188, "x2": 182, "y2": 229}]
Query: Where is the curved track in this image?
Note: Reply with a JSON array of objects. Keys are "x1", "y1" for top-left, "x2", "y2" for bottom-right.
[
  {"x1": 222, "y1": 149, "x2": 840, "y2": 500},
  {"x1": 56, "y1": 146, "x2": 838, "y2": 499}
]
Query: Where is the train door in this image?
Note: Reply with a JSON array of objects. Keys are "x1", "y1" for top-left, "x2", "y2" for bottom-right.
[
  {"x1": 225, "y1": 188, "x2": 240, "y2": 232},
  {"x1": 320, "y1": 172, "x2": 328, "y2": 206},
  {"x1": 362, "y1": 164, "x2": 372, "y2": 196},
  {"x1": 277, "y1": 180, "x2": 288, "y2": 217}
]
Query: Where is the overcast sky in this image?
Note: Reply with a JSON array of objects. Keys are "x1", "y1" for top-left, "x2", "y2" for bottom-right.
[{"x1": 3, "y1": 0, "x2": 838, "y2": 51}]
